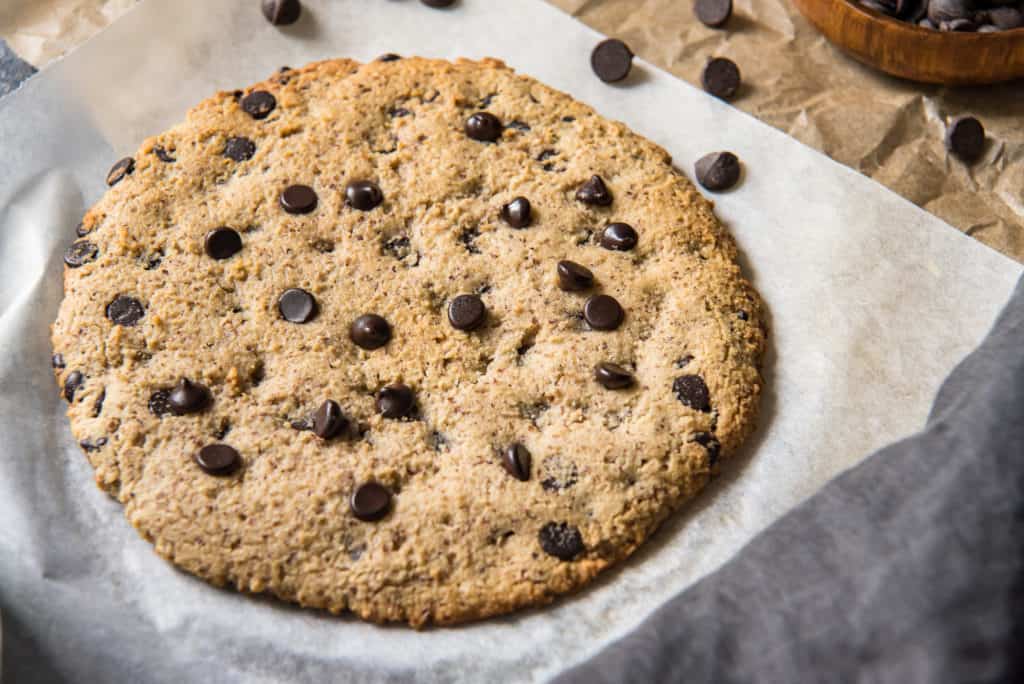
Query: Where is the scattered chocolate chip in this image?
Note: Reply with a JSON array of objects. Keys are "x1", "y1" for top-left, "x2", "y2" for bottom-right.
[
  {"x1": 946, "y1": 115, "x2": 985, "y2": 164},
  {"x1": 345, "y1": 180, "x2": 384, "y2": 211},
  {"x1": 694, "y1": 432, "x2": 721, "y2": 467},
  {"x1": 595, "y1": 362, "x2": 634, "y2": 389},
  {"x1": 674, "y1": 374, "x2": 711, "y2": 412},
  {"x1": 277, "y1": 288, "x2": 318, "y2": 323},
  {"x1": 204, "y1": 228, "x2": 243, "y2": 259},
  {"x1": 106, "y1": 295, "x2": 145, "y2": 326},
  {"x1": 591, "y1": 38, "x2": 634, "y2": 83},
  {"x1": 448, "y1": 294, "x2": 487, "y2": 331},
  {"x1": 106, "y1": 157, "x2": 135, "y2": 186},
  {"x1": 557, "y1": 260, "x2": 595, "y2": 291},
  {"x1": 584, "y1": 294, "x2": 624, "y2": 330},
  {"x1": 576, "y1": 175, "x2": 613, "y2": 206},
  {"x1": 312, "y1": 399, "x2": 348, "y2": 439},
  {"x1": 224, "y1": 136, "x2": 256, "y2": 161},
  {"x1": 168, "y1": 378, "x2": 211, "y2": 415},
  {"x1": 376, "y1": 384, "x2": 416, "y2": 419},
  {"x1": 64, "y1": 371, "x2": 84, "y2": 402},
  {"x1": 194, "y1": 444, "x2": 241, "y2": 476},
  {"x1": 279, "y1": 184, "x2": 318, "y2": 214},
  {"x1": 502, "y1": 443, "x2": 532, "y2": 481},
  {"x1": 500, "y1": 197, "x2": 532, "y2": 228},
  {"x1": 80, "y1": 437, "x2": 107, "y2": 452},
  {"x1": 465, "y1": 112, "x2": 503, "y2": 142},
  {"x1": 600, "y1": 223, "x2": 638, "y2": 251},
  {"x1": 695, "y1": 151, "x2": 742, "y2": 191},
  {"x1": 378, "y1": 53, "x2": 402, "y2": 62},
  {"x1": 64, "y1": 241, "x2": 99, "y2": 268},
  {"x1": 241, "y1": 90, "x2": 277, "y2": 119},
  {"x1": 148, "y1": 389, "x2": 172, "y2": 416},
  {"x1": 421, "y1": 0, "x2": 456, "y2": 7},
  {"x1": 262, "y1": 0, "x2": 301, "y2": 25},
  {"x1": 350, "y1": 482, "x2": 392, "y2": 521},
  {"x1": 153, "y1": 146, "x2": 175, "y2": 163},
  {"x1": 51, "y1": 353, "x2": 65, "y2": 369},
  {"x1": 701, "y1": 57, "x2": 741, "y2": 100},
  {"x1": 350, "y1": 314, "x2": 392, "y2": 350},
  {"x1": 538, "y1": 522, "x2": 585, "y2": 560},
  {"x1": 696, "y1": 0, "x2": 733, "y2": 27}
]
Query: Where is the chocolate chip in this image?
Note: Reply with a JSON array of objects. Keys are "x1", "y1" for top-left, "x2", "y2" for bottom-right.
[
  {"x1": 64, "y1": 371, "x2": 84, "y2": 402},
  {"x1": 262, "y1": 0, "x2": 301, "y2": 25},
  {"x1": 448, "y1": 294, "x2": 486, "y2": 331},
  {"x1": 695, "y1": 151, "x2": 742, "y2": 191},
  {"x1": 241, "y1": 90, "x2": 277, "y2": 119},
  {"x1": 313, "y1": 239, "x2": 335, "y2": 253},
  {"x1": 64, "y1": 241, "x2": 99, "y2": 268},
  {"x1": 600, "y1": 223, "x2": 638, "y2": 251},
  {"x1": 502, "y1": 443, "x2": 532, "y2": 481},
  {"x1": 595, "y1": 362, "x2": 634, "y2": 389},
  {"x1": 194, "y1": 444, "x2": 241, "y2": 476},
  {"x1": 591, "y1": 39, "x2": 634, "y2": 83},
  {"x1": 205, "y1": 228, "x2": 243, "y2": 259},
  {"x1": 153, "y1": 146, "x2": 175, "y2": 163},
  {"x1": 575, "y1": 175, "x2": 613, "y2": 206},
  {"x1": 946, "y1": 115, "x2": 985, "y2": 164},
  {"x1": 929, "y1": 0, "x2": 973, "y2": 24},
  {"x1": 459, "y1": 228, "x2": 481, "y2": 254},
  {"x1": 676, "y1": 354, "x2": 694, "y2": 368},
  {"x1": 378, "y1": 53, "x2": 402, "y2": 62},
  {"x1": 989, "y1": 7, "x2": 1023, "y2": 29},
  {"x1": 695, "y1": 0, "x2": 733, "y2": 27},
  {"x1": 383, "y1": 236, "x2": 412, "y2": 260},
  {"x1": 51, "y1": 353, "x2": 65, "y2": 369},
  {"x1": 168, "y1": 378, "x2": 211, "y2": 415},
  {"x1": 465, "y1": 112, "x2": 503, "y2": 142},
  {"x1": 80, "y1": 437, "x2": 107, "y2": 452},
  {"x1": 674, "y1": 374, "x2": 711, "y2": 412},
  {"x1": 557, "y1": 260, "x2": 594, "y2": 291},
  {"x1": 106, "y1": 295, "x2": 145, "y2": 326},
  {"x1": 106, "y1": 157, "x2": 135, "y2": 186},
  {"x1": 584, "y1": 294, "x2": 624, "y2": 331},
  {"x1": 312, "y1": 399, "x2": 348, "y2": 439},
  {"x1": 214, "y1": 420, "x2": 231, "y2": 440},
  {"x1": 141, "y1": 251, "x2": 163, "y2": 270},
  {"x1": 148, "y1": 389, "x2": 172, "y2": 416},
  {"x1": 538, "y1": 522, "x2": 585, "y2": 561},
  {"x1": 500, "y1": 197, "x2": 532, "y2": 228},
  {"x1": 277, "y1": 288, "x2": 317, "y2": 323},
  {"x1": 507, "y1": 120, "x2": 531, "y2": 132},
  {"x1": 376, "y1": 384, "x2": 416, "y2": 419},
  {"x1": 701, "y1": 57, "x2": 741, "y2": 100},
  {"x1": 421, "y1": 0, "x2": 456, "y2": 7},
  {"x1": 694, "y1": 432, "x2": 721, "y2": 467},
  {"x1": 224, "y1": 136, "x2": 256, "y2": 161},
  {"x1": 350, "y1": 482, "x2": 392, "y2": 521},
  {"x1": 279, "y1": 184, "x2": 318, "y2": 214},
  {"x1": 350, "y1": 314, "x2": 391, "y2": 350},
  {"x1": 345, "y1": 180, "x2": 384, "y2": 211},
  {"x1": 75, "y1": 222, "x2": 91, "y2": 237},
  {"x1": 92, "y1": 388, "x2": 106, "y2": 417},
  {"x1": 737, "y1": 310, "x2": 749, "y2": 321}
]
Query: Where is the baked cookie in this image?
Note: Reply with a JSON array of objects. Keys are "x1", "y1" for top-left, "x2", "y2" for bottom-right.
[{"x1": 51, "y1": 57, "x2": 767, "y2": 627}]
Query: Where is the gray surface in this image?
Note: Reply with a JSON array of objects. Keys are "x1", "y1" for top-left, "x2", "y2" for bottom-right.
[
  {"x1": 557, "y1": 276, "x2": 1024, "y2": 684},
  {"x1": 0, "y1": 40, "x2": 35, "y2": 97}
]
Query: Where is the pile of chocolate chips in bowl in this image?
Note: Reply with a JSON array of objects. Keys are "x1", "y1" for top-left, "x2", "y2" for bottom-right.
[{"x1": 856, "y1": 0, "x2": 1024, "y2": 31}]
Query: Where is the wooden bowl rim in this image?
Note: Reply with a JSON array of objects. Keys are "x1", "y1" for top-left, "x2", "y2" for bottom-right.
[{"x1": 839, "y1": 0, "x2": 1024, "y2": 39}]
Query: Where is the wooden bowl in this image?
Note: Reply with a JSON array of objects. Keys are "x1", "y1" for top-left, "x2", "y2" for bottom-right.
[{"x1": 792, "y1": 0, "x2": 1024, "y2": 84}]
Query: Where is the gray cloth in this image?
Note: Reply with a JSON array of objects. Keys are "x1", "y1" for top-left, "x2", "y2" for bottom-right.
[
  {"x1": 0, "y1": 40, "x2": 35, "y2": 98},
  {"x1": 557, "y1": 277, "x2": 1024, "y2": 683}
]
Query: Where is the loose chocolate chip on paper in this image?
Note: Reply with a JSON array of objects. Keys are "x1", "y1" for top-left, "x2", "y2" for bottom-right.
[
  {"x1": 500, "y1": 197, "x2": 532, "y2": 228},
  {"x1": 64, "y1": 241, "x2": 99, "y2": 268},
  {"x1": 945, "y1": 115, "x2": 985, "y2": 164},
  {"x1": 557, "y1": 260, "x2": 594, "y2": 291},
  {"x1": 350, "y1": 482, "x2": 392, "y2": 521},
  {"x1": 502, "y1": 443, "x2": 532, "y2": 481},
  {"x1": 674, "y1": 374, "x2": 712, "y2": 412},
  {"x1": 261, "y1": 0, "x2": 301, "y2": 26},
  {"x1": 106, "y1": 157, "x2": 135, "y2": 186},
  {"x1": 278, "y1": 288, "x2": 318, "y2": 323},
  {"x1": 584, "y1": 294, "x2": 624, "y2": 331},
  {"x1": 701, "y1": 57, "x2": 741, "y2": 100},
  {"x1": 695, "y1": 151, "x2": 742, "y2": 191},
  {"x1": 106, "y1": 295, "x2": 145, "y2": 326},
  {"x1": 241, "y1": 90, "x2": 277, "y2": 119},
  {"x1": 590, "y1": 38, "x2": 634, "y2": 83},
  {"x1": 377, "y1": 384, "x2": 416, "y2": 419},
  {"x1": 575, "y1": 175, "x2": 613, "y2": 206},
  {"x1": 695, "y1": 0, "x2": 733, "y2": 27},
  {"x1": 600, "y1": 223, "x2": 638, "y2": 251},
  {"x1": 312, "y1": 399, "x2": 348, "y2": 439},
  {"x1": 448, "y1": 294, "x2": 487, "y2": 331},
  {"x1": 168, "y1": 378, "x2": 211, "y2": 415},
  {"x1": 350, "y1": 314, "x2": 392, "y2": 350},
  {"x1": 595, "y1": 362, "x2": 634, "y2": 389},
  {"x1": 205, "y1": 228, "x2": 243, "y2": 259},
  {"x1": 279, "y1": 184, "x2": 318, "y2": 214},
  {"x1": 194, "y1": 444, "x2": 241, "y2": 476},
  {"x1": 465, "y1": 112, "x2": 504, "y2": 142},
  {"x1": 224, "y1": 136, "x2": 256, "y2": 161},
  {"x1": 346, "y1": 180, "x2": 384, "y2": 211},
  {"x1": 538, "y1": 522, "x2": 585, "y2": 561}
]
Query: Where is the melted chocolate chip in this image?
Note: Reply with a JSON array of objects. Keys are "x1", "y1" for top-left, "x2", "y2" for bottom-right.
[
  {"x1": 345, "y1": 180, "x2": 384, "y2": 211},
  {"x1": 591, "y1": 38, "x2": 634, "y2": 83},
  {"x1": 575, "y1": 175, "x2": 613, "y2": 206},
  {"x1": 674, "y1": 374, "x2": 711, "y2": 412},
  {"x1": 312, "y1": 399, "x2": 348, "y2": 439},
  {"x1": 502, "y1": 443, "x2": 532, "y2": 481},
  {"x1": 584, "y1": 294, "x2": 624, "y2": 330},
  {"x1": 350, "y1": 314, "x2": 392, "y2": 350},
  {"x1": 556, "y1": 260, "x2": 595, "y2": 291},
  {"x1": 168, "y1": 378, "x2": 211, "y2": 415},
  {"x1": 350, "y1": 482, "x2": 392, "y2": 521},
  {"x1": 241, "y1": 90, "x2": 277, "y2": 119},
  {"x1": 465, "y1": 112, "x2": 503, "y2": 142},
  {"x1": 595, "y1": 362, "x2": 634, "y2": 389},
  {"x1": 204, "y1": 228, "x2": 243, "y2": 259},
  {"x1": 106, "y1": 157, "x2": 135, "y2": 186},
  {"x1": 64, "y1": 371, "x2": 84, "y2": 402},
  {"x1": 194, "y1": 444, "x2": 241, "y2": 476},
  {"x1": 538, "y1": 522, "x2": 585, "y2": 560},
  {"x1": 64, "y1": 241, "x2": 99, "y2": 268},
  {"x1": 600, "y1": 223, "x2": 638, "y2": 251},
  {"x1": 277, "y1": 288, "x2": 318, "y2": 324},
  {"x1": 106, "y1": 295, "x2": 145, "y2": 326},
  {"x1": 376, "y1": 384, "x2": 416, "y2": 419},
  {"x1": 224, "y1": 136, "x2": 256, "y2": 162},
  {"x1": 448, "y1": 294, "x2": 486, "y2": 331},
  {"x1": 279, "y1": 184, "x2": 318, "y2": 214}
]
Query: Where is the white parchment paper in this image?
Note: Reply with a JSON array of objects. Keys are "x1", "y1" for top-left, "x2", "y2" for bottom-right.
[{"x1": 1, "y1": 1, "x2": 1021, "y2": 682}]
